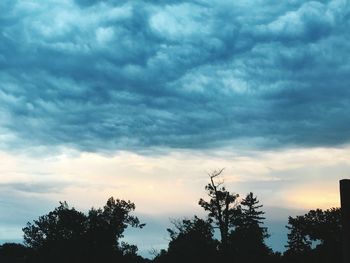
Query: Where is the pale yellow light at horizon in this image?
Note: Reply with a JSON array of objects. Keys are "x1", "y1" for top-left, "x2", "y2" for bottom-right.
[{"x1": 0, "y1": 146, "x2": 349, "y2": 215}]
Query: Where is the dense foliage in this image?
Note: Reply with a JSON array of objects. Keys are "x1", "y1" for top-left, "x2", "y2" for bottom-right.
[
  {"x1": 284, "y1": 208, "x2": 342, "y2": 263},
  {"x1": 154, "y1": 216, "x2": 217, "y2": 263},
  {"x1": 21, "y1": 197, "x2": 145, "y2": 263}
]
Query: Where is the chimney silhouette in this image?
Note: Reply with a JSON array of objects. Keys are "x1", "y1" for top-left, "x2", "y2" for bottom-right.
[{"x1": 340, "y1": 179, "x2": 350, "y2": 263}]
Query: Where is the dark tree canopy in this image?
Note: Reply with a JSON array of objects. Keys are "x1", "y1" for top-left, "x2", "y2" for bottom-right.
[
  {"x1": 154, "y1": 216, "x2": 217, "y2": 263},
  {"x1": 23, "y1": 201, "x2": 86, "y2": 250},
  {"x1": 0, "y1": 243, "x2": 30, "y2": 263},
  {"x1": 284, "y1": 208, "x2": 342, "y2": 263},
  {"x1": 22, "y1": 197, "x2": 145, "y2": 263}
]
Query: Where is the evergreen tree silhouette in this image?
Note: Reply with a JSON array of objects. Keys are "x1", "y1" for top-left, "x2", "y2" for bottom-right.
[{"x1": 229, "y1": 192, "x2": 272, "y2": 263}]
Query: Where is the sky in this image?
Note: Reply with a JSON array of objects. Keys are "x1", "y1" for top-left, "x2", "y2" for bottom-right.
[{"x1": 0, "y1": 0, "x2": 350, "y2": 257}]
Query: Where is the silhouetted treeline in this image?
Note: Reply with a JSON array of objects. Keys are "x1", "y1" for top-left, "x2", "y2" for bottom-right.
[
  {"x1": 0, "y1": 170, "x2": 343, "y2": 263},
  {"x1": 283, "y1": 207, "x2": 342, "y2": 263},
  {"x1": 154, "y1": 169, "x2": 280, "y2": 263}
]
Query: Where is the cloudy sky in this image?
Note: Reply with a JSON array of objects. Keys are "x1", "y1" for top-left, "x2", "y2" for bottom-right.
[{"x1": 1, "y1": 0, "x2": 350, "y2": 257}]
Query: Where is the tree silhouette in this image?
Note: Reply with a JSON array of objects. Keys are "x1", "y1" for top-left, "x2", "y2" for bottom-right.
[
  {"x1": 2, "y1": 170, "x2": 344, "y2": 263},
  {"x1": 22, "y1": 197, "x2": 145, "y2": 263},
  {"x1": 229, "y1": 192, "x2": 272, "y2": 263},
  {"x1": 23, "y1": 201, "x2": 86, "y2": 263},
  {"x1": 198, "y1": 169, "x2": 240, "y2": 253},
  {"x1": 120, "y1": 242, "x2": 149, "y2": 263},
  {"x1": 0, "y1": 243, "x2": 30, "y2": 263},
  {"x1": 284, "y1": 208, "x2": 341, "y2": 263},
  {"x1": 86, "y1": 197, "x2": 145, "y2": 262},
  {"x1": 285, "y1": 215, "x2": 312, "y2": 254},
  {"x1": 240, "y1": 192, "x2": 267, "y2": 229},
  {"x1": 154, "y1": 216, "x2": 217, "y2": 263}
]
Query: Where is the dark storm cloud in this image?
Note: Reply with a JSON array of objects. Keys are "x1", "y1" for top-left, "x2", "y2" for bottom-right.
[{"x1": 0, "y1": 0, "x2": 349, "y2": 152}]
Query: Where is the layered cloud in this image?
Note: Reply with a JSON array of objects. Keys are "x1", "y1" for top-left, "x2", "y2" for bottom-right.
[{"x1": 0, "y1": 0, "x2": 349, "y2": 152}]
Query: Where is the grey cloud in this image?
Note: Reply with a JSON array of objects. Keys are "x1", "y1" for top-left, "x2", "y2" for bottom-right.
[
  {"x1": 256, "y1": 1, "x2": 336, "y2": 42},
  {"x1": 0, "y1": 0, "x2": 349, "y2": 153},
  {"x1": 0, "y1": 191, "x2": 56, "y2": 226},
  {"x1": 0, "y1": 182, "x2": 67, "y2": 194},
  {"x1": 74, "y1": 0, "x2": 107, "y2": 7}
]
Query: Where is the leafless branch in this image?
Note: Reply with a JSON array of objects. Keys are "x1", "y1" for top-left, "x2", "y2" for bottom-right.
[{"x1": 208, "y1": 168, "x2": 225, "y2": 180}]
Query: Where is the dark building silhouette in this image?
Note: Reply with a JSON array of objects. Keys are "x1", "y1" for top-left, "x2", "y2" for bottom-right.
[{"x1": 340, "y1": 179, "x2": 350, "y2": 263}]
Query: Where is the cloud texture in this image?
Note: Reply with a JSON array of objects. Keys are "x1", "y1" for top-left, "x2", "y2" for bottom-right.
[{"x1": 0, "y1": 0, "x2": 349, "y2": 152}]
